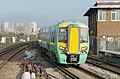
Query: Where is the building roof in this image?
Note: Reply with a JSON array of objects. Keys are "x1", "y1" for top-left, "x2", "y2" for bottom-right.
[
  {"x1": 84, "y1": 1, "x2": 120, "y2": 16},
  {"x1": 97, "y1": 1, "x2": 120, "y2": 3},
  {"x1": 93, "y1": 5, "x2": 120, "y2": 8}
]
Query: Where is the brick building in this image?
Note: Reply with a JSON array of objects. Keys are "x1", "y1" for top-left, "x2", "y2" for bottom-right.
[{"x1": 84, "y1": 1, "x2": 120, "y2": 54}]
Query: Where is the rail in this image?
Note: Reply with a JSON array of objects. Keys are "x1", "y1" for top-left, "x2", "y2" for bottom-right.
[
  {"x1": 87, "y1": 56, "x2": 120, "y2": 75},
  {"x1": 73, "y1": 65, "x2": 105, "y2": 79},
  {"x1": 0, "y1": 41, "x2": 36, "y2": 56},
  {"x1": 38, "y1": 48, "x2": 80, "y2": 79},
  {"x1": 0, "y1": 45, "x2": 29, "y2": 70}
]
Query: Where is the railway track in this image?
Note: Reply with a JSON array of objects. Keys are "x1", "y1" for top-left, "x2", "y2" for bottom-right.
[
  {"x1": 72, "y1": 65, "x2": 105, "y2": 79},
  {"x1": 38, "y1": 48, "x2": 106, "y2": 79},
  {"x1": 0, "y1": 42, "x2": 36, "y2": 70},
  {"x1": 0, "y1": 42, "x2": 47, "y2": 79},
  {"x1": 87, "y1": 56, "x2": 120, "y2": 75},
  {"x1": 0, "y1": 42, "x2": 34, "y2": 56},
  {"x1": 0, "y1": 45, "x2": 30, "y2": 70},
  {"x1": 38, "y1": 48, "x2": 80, "y2": 79}
]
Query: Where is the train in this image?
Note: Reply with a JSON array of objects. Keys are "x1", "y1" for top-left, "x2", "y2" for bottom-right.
[{"x1": 38, "y1": 20, "x2": 89, "y2": 64}]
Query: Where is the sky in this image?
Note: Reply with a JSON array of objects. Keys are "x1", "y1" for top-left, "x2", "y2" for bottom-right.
[{"x1": 0, "y1": 0, "x2": 119, "y2": 27}]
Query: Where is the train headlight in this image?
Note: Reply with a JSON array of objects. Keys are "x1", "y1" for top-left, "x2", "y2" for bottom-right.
[
  {"x1": 59, "y1": 46, "x2": 63, "y2": 50},
  {"x1": 38, "y1": 40, "x2": 41, "y2": 42},
  {"x1": 59, "y1": 46, "x2": 65, "y2": 50},
  {"x1": 81, "y1": 46, "x2": 88, "y2": 51},
  {"x1": 62, "y1": 47, "x2": 65, "y2": 50}
]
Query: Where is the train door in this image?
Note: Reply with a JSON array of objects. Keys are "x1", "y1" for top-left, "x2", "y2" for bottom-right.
[{"x1": 68, "y1": 25, "x2": 80, "y2": 54}]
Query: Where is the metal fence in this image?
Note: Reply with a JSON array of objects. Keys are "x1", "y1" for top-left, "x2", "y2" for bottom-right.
[{"x1": 99, "y1": 37, "x2": 120, "y2": 52}]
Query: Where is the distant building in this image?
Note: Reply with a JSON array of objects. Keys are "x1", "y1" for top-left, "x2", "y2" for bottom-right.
[
  {"x1": 15, "y1": 23, "x2": 25, "y2": 34},
  {"x1": 84, "y1": 1, "x2": 120, "y2": 54},
  {"x1": 24, "y1": 27, "x2": 28, "y2": 35},
  {"x1": 1, "y1": 22, "x2": 14, "y2": 32},
  {"x1": 28, "y1": 22, "x2": 38, "y2": 35}
]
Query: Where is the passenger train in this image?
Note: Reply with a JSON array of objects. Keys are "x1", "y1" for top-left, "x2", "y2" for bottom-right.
[{"x1": 38, "y1": 20, "x2": 89, "y2": 64}]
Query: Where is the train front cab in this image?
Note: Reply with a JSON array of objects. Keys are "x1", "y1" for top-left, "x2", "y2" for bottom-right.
[{"x1": 57, "y1": 23, "x2": 89, "y2": 64}]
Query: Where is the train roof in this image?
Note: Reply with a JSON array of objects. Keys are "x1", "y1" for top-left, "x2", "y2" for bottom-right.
[
  {"x1": 39, "y1": 20, "x2": 88, "y2": 32},
  {"x1": 58, "y1": 20, "x2": 88, "y2": 28}
]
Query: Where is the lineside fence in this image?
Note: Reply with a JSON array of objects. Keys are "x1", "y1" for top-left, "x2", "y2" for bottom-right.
[
  {"x1": 89, "y1": 36, "x2": 120, "y2": 54},
  {"x1": 99, "y1": 37, "x2": 120, "y2": 52}
]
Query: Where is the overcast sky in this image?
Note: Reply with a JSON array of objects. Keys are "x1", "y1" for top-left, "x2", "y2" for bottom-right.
[{"x1": 0, "y1": 0, "x2": 118, "y2": 27}]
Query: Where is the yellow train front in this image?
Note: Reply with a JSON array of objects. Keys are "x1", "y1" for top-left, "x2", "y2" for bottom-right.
[{"x1": 38, "y1": 20, "x2": 89, "y2": 64}]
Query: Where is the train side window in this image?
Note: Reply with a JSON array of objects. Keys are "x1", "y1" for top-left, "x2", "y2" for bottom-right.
[
  {"x1": 80, "y1": 28, "x2": 88, "y2": 43},
  {"x1": 50, "y1": 32, "x2": 52, "y2": 42},
  {"x1": 53, "y1": 30, "x2": 56, "y2": 43},
  {"x1": 52, "y1": 32, "x2": 54, "y2": 42},
  {"x1": 53, "y1": 36, "x2": 55, "y2": 42},
  {"x1": 50, "y1": 31, "x2": 54, "y2": 42}
]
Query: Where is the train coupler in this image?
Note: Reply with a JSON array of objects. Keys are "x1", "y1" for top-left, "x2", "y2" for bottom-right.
[{"x1": 70, "y1": 55, "x2": 78, "y2": 62}]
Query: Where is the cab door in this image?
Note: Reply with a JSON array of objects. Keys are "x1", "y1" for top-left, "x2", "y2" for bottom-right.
[{"x1": 68, "y1": 26, "x2": 80, "y2": 54}]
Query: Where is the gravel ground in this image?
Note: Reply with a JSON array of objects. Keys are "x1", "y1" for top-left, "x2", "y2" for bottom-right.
[
  {"x1": 80, "y1": 63, "x2": 120, "y2": 79},
  {"x1": 0, "y1": 62, "x2": 22, "y2": 79},
  {"x1": 0, "y1": 48, "x2": 66, "y2": 79},
  {"x1": 1, "y1": 46, "x2": 120, "y2": 79},
  {"x1": 66, "y1": 66, "x2": 97, "y2": 79},
  {"x1": 0, "y1": 47, "x2": 25, "y2": 79},
  {"x1": 38, "y1": 52, "x2": 66, "y2": 79}
]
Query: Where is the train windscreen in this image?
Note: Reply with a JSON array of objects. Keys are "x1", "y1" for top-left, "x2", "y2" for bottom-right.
[
  {"x1": 80, "y1": 28, "x2": 88, "y2": 43},
  {"x1": 58, "y1": 28, "x2": 67, "y2": 43}
]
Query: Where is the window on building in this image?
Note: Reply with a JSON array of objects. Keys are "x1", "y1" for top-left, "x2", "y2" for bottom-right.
[
  {"x1": 112, "y1": 9, "x2": 120, "y2": 21},
  {"x1": 98, "y1": 10, "x2": 106, "y2": 21}
]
